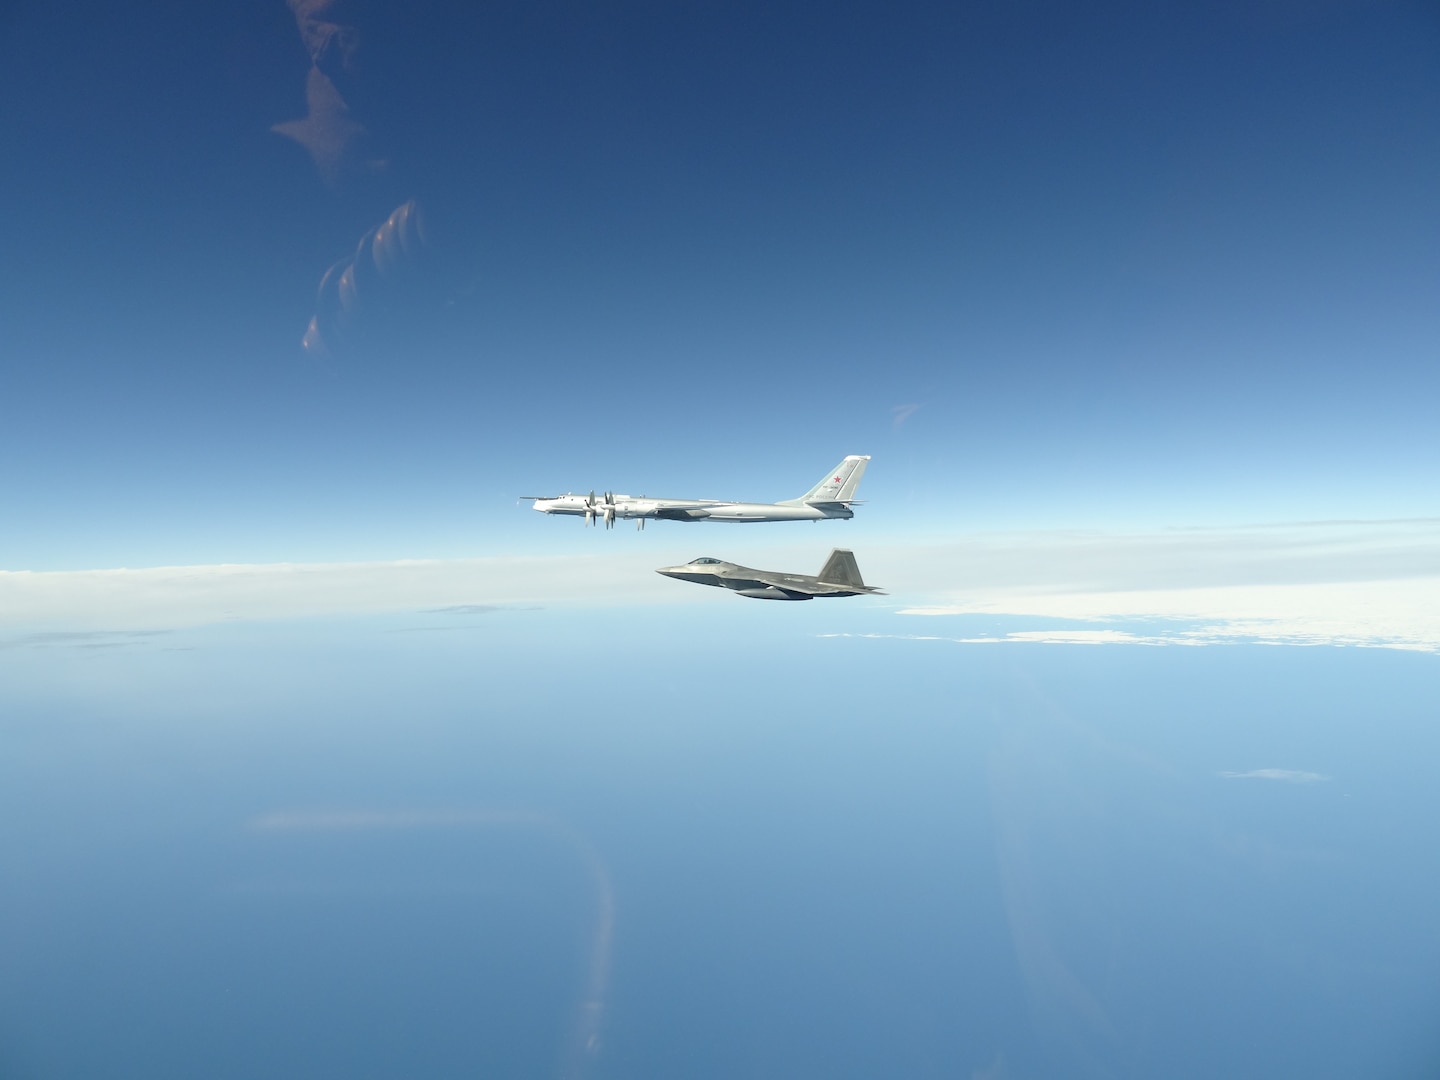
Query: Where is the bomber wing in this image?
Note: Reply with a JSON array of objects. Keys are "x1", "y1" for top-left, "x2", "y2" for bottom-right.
[{"x1": 652, "y1": 506, "x2": 715, "y2": 521}]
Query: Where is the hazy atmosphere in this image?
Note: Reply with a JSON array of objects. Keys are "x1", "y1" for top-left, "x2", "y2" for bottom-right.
[{"x1": 2, "y1": 2, "x2": 1437, "y2": 1077}]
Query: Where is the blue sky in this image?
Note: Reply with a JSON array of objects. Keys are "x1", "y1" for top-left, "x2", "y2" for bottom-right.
[
  {"x1": 1, "y1": 0, "x2": 1436, "y2": 570},
  {"x1": 4, "y1": 10, "x2": 1440, "y2": 1072}
]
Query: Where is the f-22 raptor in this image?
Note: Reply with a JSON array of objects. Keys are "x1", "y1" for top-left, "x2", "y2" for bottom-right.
[
  {"x1": 656, "y1": 549, "x2": 884, "y2": 601},
  {"x1": 528, "y1": 455, "x2": 869, "y2": 529}
]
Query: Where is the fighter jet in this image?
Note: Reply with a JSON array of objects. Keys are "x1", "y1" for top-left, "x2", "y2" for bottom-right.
[
  {"x1": 527, "y1": 456, "x2": 869, "y2": 529},
  {"x1": 656, "y1": 548, "x2": 884, "y2": 601}
]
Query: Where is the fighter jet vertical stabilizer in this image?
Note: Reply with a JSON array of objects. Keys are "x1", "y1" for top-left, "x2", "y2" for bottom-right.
[{"x1": 817, "y1": 548, "x2": 866, "y2": 589}]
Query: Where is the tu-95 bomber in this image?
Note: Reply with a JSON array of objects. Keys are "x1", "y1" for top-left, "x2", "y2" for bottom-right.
[{"x1": 526, "y1": 456, "x2": 868, "y2": 530}]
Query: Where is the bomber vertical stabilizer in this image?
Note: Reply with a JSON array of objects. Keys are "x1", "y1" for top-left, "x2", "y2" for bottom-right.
[{"x1": 783, "y1": 455, "x2": 870, "y2": 506}]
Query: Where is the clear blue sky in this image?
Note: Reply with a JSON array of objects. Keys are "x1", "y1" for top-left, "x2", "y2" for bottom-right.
[
  {"x1": 3, "y1": 9, "x2": 1439, "y2": 1076},
  {"x1": 1, "y1": 0, "x2": 1436, "y2": 567}
]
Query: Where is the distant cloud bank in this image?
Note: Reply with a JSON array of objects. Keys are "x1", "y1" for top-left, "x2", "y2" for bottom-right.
[
  {"x1": 889, "y1": 577, "x2": 1440, "y2": 653},
  {"x1": 882, "y1": 519, "x2": 1440, "y2": 655},
  {"x1": 0, "y1": 554, "x2": 677, "y2": 631},
  {"x1": 3, "y1": 519, "x2": 1437, "y2": 654}
]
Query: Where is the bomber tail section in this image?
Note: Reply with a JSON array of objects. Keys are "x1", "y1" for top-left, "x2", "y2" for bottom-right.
[
  {"x1": 817, "y1": 548, "x2": 866, "y2": 588},
  {"x1": 783, "y1": 455, "x2": 870, "y2": 506}
]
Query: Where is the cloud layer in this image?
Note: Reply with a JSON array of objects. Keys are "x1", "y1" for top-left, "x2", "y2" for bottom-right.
[
  {"x1": 4, "y1": 520, "x2": 1437, "y2": 652},
  {"x1": 882, "y1": 520, "x2": 1440, "y2": 654},
  {"x1": 0, "y1": 553, "x2": 677, "y2": 631},
  {"x1": 895, "y1": 578, "x2": 1440, "y2": 652}
]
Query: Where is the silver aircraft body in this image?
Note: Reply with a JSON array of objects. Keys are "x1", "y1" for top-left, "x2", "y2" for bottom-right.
[
  {"x1": 528, "y1": 455, "x2": 869, "y2": 529},
  {"x1": 656, "y1": 548, "x2": 883, "y2": 601}
]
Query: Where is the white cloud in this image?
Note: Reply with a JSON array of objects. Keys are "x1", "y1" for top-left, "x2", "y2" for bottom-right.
[
  {"x1": 821, "y1": 629, "x2": 1182, "y2": 647},
  {"x1": 871, "y1": 518, "x2": 1440, "y2": 594},
  {"x1": 1219, "y1": 769, "x2": 1330, "y2": 783},
  {"x1": 6, "y1": 520, "x2": 1438, "y2": 651},
  {"x1": 867, "y1": 520, "x2": 1440, "y2": 654},
  {"x1": 894, "y1": 578, "x2": 1440, "y2": 653},
  {"x1": 0, "y1": 553, "x2": 679, "y2": 632}
]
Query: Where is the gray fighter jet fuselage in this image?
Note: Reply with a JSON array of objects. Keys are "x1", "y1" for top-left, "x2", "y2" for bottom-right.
[
  {"x1": 656, "y1": 549, "x2": 883, "y2": 601},
  {"x1": 528, "y1": 456, "x2": 869, "y2": 529}
]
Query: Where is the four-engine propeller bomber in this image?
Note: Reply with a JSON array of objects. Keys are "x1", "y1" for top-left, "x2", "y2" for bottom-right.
[
  {"x1": 527, "y1": 456, "x2": 868, "y2": 530},
  {"x1": 656, "y1": 549, "x2": 883, "y2": 601}
]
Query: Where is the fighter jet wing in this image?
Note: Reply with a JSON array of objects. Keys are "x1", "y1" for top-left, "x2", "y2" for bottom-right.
[
  {"x1": 747, "y1": 559, "x2": 884, "y2": 597},
  {"x1": 738, "y1": 570, "x2": 841, "y2": 598},
  {"x1": 720, "y1": 574, "x2": 816, "y2": 599}
]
